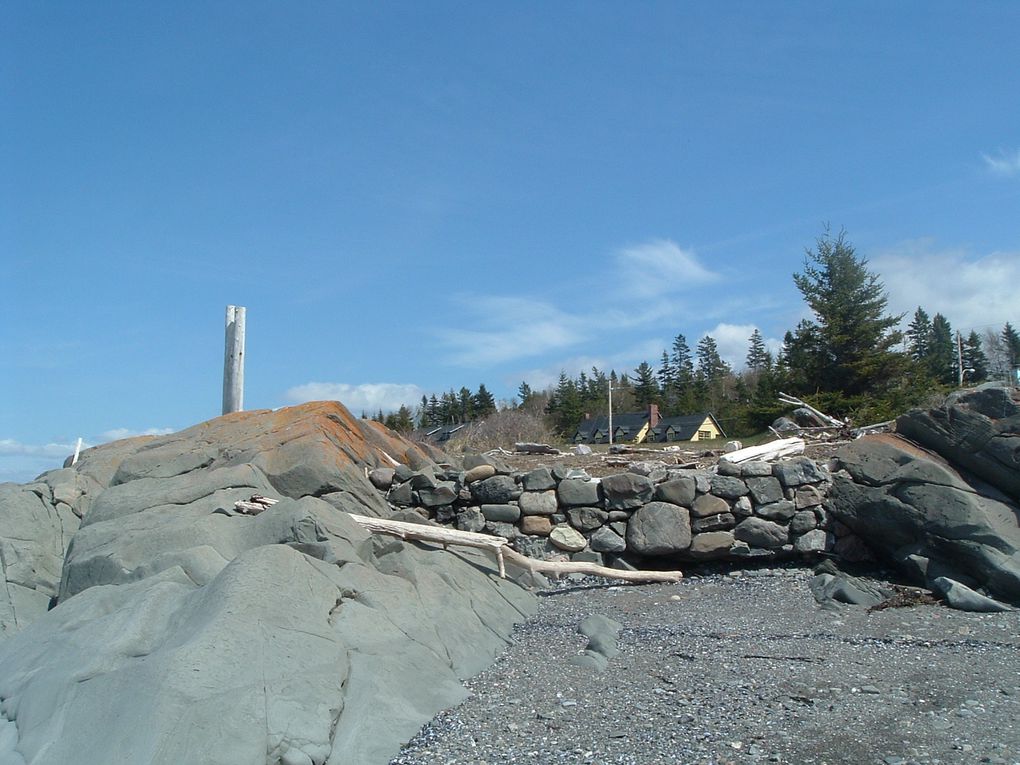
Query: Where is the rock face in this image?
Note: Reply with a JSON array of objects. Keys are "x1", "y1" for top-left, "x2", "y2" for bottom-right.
[
  {"x1": 830, "y1": 385, "x2": 1020, "y2": 606},
  {"x1": 0, "y1": 402, "x2": 536, "y2": 765}
]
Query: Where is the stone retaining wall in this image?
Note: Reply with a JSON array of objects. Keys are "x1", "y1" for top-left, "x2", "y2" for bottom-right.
[{"x1": 370, "y1": 455, "x2": 836, "y2": 568}]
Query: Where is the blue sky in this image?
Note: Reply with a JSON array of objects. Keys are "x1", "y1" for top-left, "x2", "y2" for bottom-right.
[{"x1": 3, "y1": 2, "x2": 1019, "y2": 482}]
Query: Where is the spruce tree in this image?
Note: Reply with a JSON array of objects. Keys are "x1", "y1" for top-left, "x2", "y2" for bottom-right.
[
  {"x1": 632, "y1": 361, "x2": 659, "y2": 408},
  {"x1": 745, "y1": 329, "x2": 770, "y2": 371},
  {"x1": 791, "y1": 227, "x2": 903, "y2": 396},
  {"x1": 906, "y1": 307, "x2": 932, "y2": 362},
  {"x1": 928, "y1": 314, "x2": 955, "y2": 385},
  {"x1": 1003, "y1": 323, "x2": 1020, "y2": 371},
  {"x1": 963, "y1": 331, "x2": 989, "y2": 383},
  {"x1": 473, "y1": 384, "x2": 496, "y2": 417}
]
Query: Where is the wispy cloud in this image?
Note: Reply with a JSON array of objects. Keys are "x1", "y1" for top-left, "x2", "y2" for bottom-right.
[
  {"x1": 99, "y1": 427, "x2": 175, "y2": 442},
  {"x1": 285, "y1": 382, "x2": 425, "y2": 414},
  {"x1": 615, "y1": 239, "x2": 720, "y2": 299},
  {"x1": 873, "y1": 240, "x2": 1020, "y2": 332},
  {"x1": 981, "y1": 148, "x2": 1020, "y2": 177},
  {"x1": 701, "y1": 323, "x2": 783, "y2": 369},
  {"x1": 434, "y1": 240, "x2": 719, "y2": 366},
  {"x1": 0, "y1": 439, "x2": 77, "y2": 459}
]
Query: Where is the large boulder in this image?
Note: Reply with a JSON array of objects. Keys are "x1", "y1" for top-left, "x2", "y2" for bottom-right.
[
  {"x1": 626, "y1": 502, "x2": 691, "y2": 556},
  {"x1": 895, "y1": 384, "x2": 1020, "y2": 501},
  {"x1": 830, "y1": 433, "x2": 1020, "y2": 605},
  {"x1": 0, "y1": 403, "x2": 537, "y2": 765}
]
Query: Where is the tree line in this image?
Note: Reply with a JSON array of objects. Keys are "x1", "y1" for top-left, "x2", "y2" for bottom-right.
[{"x1": 373, "y1": 228, "x2": 1018, "y2": 439}]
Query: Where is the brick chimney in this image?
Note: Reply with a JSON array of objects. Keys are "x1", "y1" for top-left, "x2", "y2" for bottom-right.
[{"x1": 648, "y1": 403, "x2": 660, "y2": 428}]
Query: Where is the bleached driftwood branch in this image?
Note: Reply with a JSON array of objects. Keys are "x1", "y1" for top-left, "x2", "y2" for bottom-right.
[
  {"x1": 349, "y1": 514, "x2": 683, "y2": 584},
  {"x1": 777, "y1": 392, "x2": 847, "y2": 428},
  {"x1": 234, "y1": 496, "x2": 684, "y2": 584},
  {"x1": 718, "y1": 438, "x2": 806, "y2": 465}
]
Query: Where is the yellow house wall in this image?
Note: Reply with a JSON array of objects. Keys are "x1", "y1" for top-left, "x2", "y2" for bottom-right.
[{"x1": 689, "y1": 416, "x2": 722, "y2": 441}]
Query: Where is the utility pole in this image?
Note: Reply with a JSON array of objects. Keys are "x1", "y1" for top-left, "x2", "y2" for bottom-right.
[
  {"x1": 608, "y1": 380, "x2": 613, "y2": 445},
  {"x1": 223, "y1": 305, "x2": 246, "y2": 414},
  {"x1": 957, "y1": 331, "x2": 964, "y2": 386}
]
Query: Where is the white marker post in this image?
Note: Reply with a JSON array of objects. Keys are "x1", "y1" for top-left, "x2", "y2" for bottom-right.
[
  {"x1": 71, "y1": 437, "x2": 83, "y2": 466},
  {"x1": 222, "y1": 305, "x2": 246, "y2": 415}
]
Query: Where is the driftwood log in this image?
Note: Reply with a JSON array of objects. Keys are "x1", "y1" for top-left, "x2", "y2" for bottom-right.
[
  {"x1": 234, "y1": 497, "x2": 684, "y2": 584},
  {"x1": 719, "y1": 437, "x2": 806, "y2": 465},
  {"x1": 349, "y1": 514, "x2": 683, "y2": 584}
]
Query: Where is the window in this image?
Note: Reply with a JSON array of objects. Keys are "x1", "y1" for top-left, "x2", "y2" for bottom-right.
[{"x1": 697, "y1": 430, "x2": 712, "y2": 440}]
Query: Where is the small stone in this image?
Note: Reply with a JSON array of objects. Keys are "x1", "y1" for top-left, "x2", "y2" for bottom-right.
[
  {"x1": 463, "y1": 464, "x2": 497, "y2": 483},
  {"x1": 549, "y1": 524, "x2": 587, "y2": 552}
]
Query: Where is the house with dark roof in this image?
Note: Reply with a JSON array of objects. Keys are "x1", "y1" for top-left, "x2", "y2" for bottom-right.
[
  {"x1": 572, "y1": 404, "x2": 725, "y2": 444},
  {"x1": 647, "y1": 413, "x2": 726, "y2": 443}
]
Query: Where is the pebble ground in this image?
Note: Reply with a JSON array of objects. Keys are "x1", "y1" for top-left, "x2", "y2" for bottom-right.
[{"x1": 391, "y1": 567, "x2": 1020, "y2": 765}]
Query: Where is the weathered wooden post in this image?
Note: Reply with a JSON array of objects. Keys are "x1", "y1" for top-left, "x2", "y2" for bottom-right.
[{"x1": 222, "y1": 305, "x2": 246, "y2": 414}]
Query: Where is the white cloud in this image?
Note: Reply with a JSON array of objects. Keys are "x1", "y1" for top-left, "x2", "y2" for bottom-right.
[
  {"x1": 434, "y1": 240, "x2": 719, "y2": 367},
  {"x1": 99, "y1": 427, "x2": 175, "y2": 442},
  {"x1": 615, "y1": 239, "x2": 720, "y2": 299},
  {"x1": 702, "y1": 324, "x2": 783, "y2": 369},
  {"x1": 873, "y1": 241, "x2": 1020, "y2": 332},
  {"x1": 0, "y1": 439, "x2": 77, "y2": 459},
  {"x1": 981, "y1": 148, "x2": 1020, "y2": 177},
  {"x1": 435, "y1": 296, "x2": 588, "y2": 366},
  {"x1": 285, "y1": 382, "x2": 425, "y2": 414}
]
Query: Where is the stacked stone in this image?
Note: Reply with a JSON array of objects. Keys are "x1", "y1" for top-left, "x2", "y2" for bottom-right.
[{"x1": 368, "y1": 454, "x2": 833, "y2": 566}]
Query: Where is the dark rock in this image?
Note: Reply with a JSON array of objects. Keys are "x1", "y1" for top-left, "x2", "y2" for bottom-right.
[
  {"x1": 733, "y1": 517, "x2": 789, "y2": 548},
  {"x1": 626, "y1": 502, "x2": 692, "y2": 555},
  {"x1": 692, "y1": 513, "x2": 736, "y2": 533},
  {"x1": 896, "y1": 384, "x2": 1020, "y2": 501},
  {"x1": 740, "y1": 461, "x2": 775, "y2": 478},
  {"x1": 590, "y1": 527, "x2": 627, "y2": 553},
  {"x1": 931, "y1": 576, "x2": 1014, "y2": 612},
  {"x1": 601, "y1": 473, "x2": 653, "y2": 510},
  {"x1": 514, "y1": 534, "x2": 555, "y2": 558},
  {"x1": 756, "y1": 500, "x2": 796, "y2": 522},
  {"x1": 463, "y1": 453, "x2": 511, "y2": 474},
  {"x1": 417, "y1": 483, "x2": 458, "y2": 508},
  {"x1": 654, "y1": 476, "x2": 696, "y2": 507},
  {"x1": 393, "y1": 464, "x2": 415, "y2": 483},
  {"x1": 480, "y1": 504, "x2": 521, "y2": 523},
  {"x1": 627, "y1": 461, "x2": 668, "y2": 482},
  {"x1": 383, "y1": 485, "x2": 412, "y2": 510},
  {"x1": 607, "y1": 510, "x2": 630, "y2": 522},
  {"x1": 567, "y1": 506, "x2": 608, "y2": 532},
  {"x1": 795, "y1": 484, "x2": 825, "y2": 508},
  {"x1": 518, "y1": 490, "x2": 557, "y2": 516},
  {"x1": 746, "y1": 476, "x2": 784, "y2": 505},
  {"x1": 368, "y1": 468, "x2": 395, "y2": 490},
  {"x1": 484, "y1": 520, "x2": 517, "y2": 540},
  {"x1": 716, "y1": 459, "x2": 743, "y2": 477},
  {"x1": 456, "y1": 507, "x2": 485, "y2": 533},
  {"x1": 691, "y1": 494, "x2": 730, "y2": 518},
  {"x1": 809, "y1": 572, "x2": 890, "y2": 608},
  {"x1": 710, "y1": 475, "x2": 749, "y2": 499},
  {"x1": 689, "y1": 530, "x2": 735, "y2": 558},
  {"x1": 557, "y1": 479, "x2": 601, "y2": 508},
  {"x1": 773, "y1": 457, "x2": 827, "y2": 488},
  {"x1": 790, "y1": 510, "x2": 818, "y2": 535},
  {"x1": 793, "y1": 528, "x2": 829, "y2": 553},
  {"x1": 521, "y1": 467, "x2": 556, "y2": 492},
  {"x1": 831, "y1": 437, "x2": 1020, "y2": 604},
  {"x1": 571, "y1": 550, "x2": 604, "y2": 564},
  {"x1": 732, "y1": 496, "x2": 753, "y2": 517},
  {"x1": 410, "y1": 470, "x2": 439, "y2": 490},
  {"x1": 471, "y1": 475, "x2": 520, "y2": 505}
]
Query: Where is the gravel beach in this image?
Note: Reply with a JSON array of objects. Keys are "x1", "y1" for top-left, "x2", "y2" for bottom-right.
[{"x1": 392, "y1": 567, "x2": 1020, "y2": 765}]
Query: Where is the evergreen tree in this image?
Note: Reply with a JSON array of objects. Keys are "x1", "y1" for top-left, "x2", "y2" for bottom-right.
[
  {"x1": 791, "y1": 227, "x2": 904, "y2": 396},
  {"x1": 472, "y1": 384, "x2": 496, "y2": 417},
  {"x1": 906, "y1": 307, "x2": 932, "y2": 362},
  {"x1": 1004, "y1": 322, "x2": 1020, "y2": 372},
  {"x1": 517, "y1": 381, "x2": 534, "y2": 407},
  {"x1": 928, "y1": 313, "x2": 955, "y2": 385},
  {"x1": 962, "y1": 331, "x2": 989, "y2": 383},
  {"x1": 694, "y1": 335, "x2": 730, "y2": 411},
  {"x1": 632, "y1": 361, "x2": 659, "y2": 408},
  {"x1": 547, "y1": 372, "x2": 583, "y2": 435},
  {"x1": 745, "y1": 329, "x2": 770, "y2": 371},
  {"x1": 669, "y1": 333, "x2": 695, "y2": 413},
  {"x1": 457, "y1": 387, "x2": 474, "y2": 423}
]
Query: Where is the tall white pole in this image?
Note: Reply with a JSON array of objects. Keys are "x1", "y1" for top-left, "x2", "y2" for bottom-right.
[
  {"x1": 957, "y1": 331, "x2": 964, "y2": 386},
  {"x1": 223, "y1": 305, "x2": 246, "y2": 414},
  {"x1": 608, "y1": 381, "x2": 614, "y2": 446}
]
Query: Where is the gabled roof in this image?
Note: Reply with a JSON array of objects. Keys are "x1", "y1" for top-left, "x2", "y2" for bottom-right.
[
  {"x1": 573, "y1": 412, "x2": 647, "y2": 441},
  {"x1": 648, "y1": 413, "x2": 725, "y2": 441}
]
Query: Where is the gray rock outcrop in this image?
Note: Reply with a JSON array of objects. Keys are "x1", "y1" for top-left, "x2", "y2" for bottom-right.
[{"x1": 0, "y1": 402, "x2": 537, "y2": 765}]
